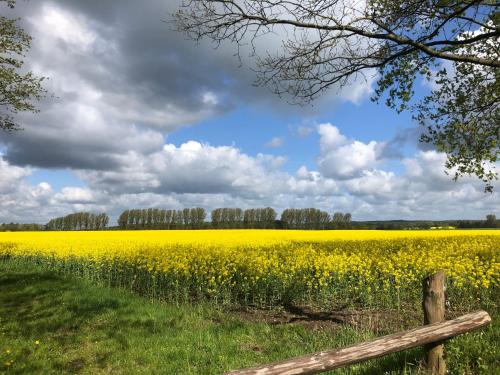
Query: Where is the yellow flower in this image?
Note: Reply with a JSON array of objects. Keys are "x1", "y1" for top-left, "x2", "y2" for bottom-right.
[{"x1": 0, "y1": 229, "x2": 498, "y2": 304}]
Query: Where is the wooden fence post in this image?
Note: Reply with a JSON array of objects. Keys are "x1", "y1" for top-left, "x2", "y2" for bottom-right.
[{"x1": 423, "y1": 270, "x2": 446, "y2": 375}]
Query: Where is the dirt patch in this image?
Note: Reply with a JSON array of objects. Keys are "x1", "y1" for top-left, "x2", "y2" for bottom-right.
[{"x1": 228, "y1": 305, "x2": 422, "y2": 334}]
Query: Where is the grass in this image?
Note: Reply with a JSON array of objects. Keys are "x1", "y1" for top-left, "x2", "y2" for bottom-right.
[{"x1": 0, "y1": 261, "x2": 497, "y2": 374}]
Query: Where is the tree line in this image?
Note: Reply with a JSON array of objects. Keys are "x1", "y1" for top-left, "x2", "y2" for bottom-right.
[
  {"x1": 2, "y1": 213, "x2": 498, "y2": 232},
  {"x1": 456, "y1": 215, "x2": 499, "y2": 229},
  {"x1": 46, "y1": 212, "x2": 109, "y2": 231},
  {"x1": 116, "y1": 207, "x2": 351, "y2": 230},
  {"x1": 117, "y1": 208, "x2": 206, "y2": 229},
  {"x1": 281, "y1": 208, "x2": 331, "y2": 229},
  {"x1": 0, "y1": 223, "x2": 45, "y2": 232},
  {"x1": 211, "y1": 207, "x2": 276, "y2": 229}
]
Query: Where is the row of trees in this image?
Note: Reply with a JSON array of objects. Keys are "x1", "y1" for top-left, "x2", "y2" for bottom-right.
[
  {"x1": 117, "y1": 208, "x2": 206, "y2": 229},
  {"x1": 281, "y1": 208, "x2": 331, "y2": 229},
  {"x1": 280, "y1": 209, "x2": 352, "y2": 229},
  {"x1": 0, "y1": 223, "x2": 45, "y2": 232},
  {"x1": 456, "y1": 215, "x2": 499, "y2": 229},
  {"x1": 46, "y1": 212, "x2": 109, "y2": 231},
  {"x1": 115, "y1": 207, "x2": 351, "y2": 230},
  {"x1": 211, "y1": 207, "x2": 277, "y2": 229},
  {"x1": 4, "y1": 213, "x2": 498, "y2": 232}
]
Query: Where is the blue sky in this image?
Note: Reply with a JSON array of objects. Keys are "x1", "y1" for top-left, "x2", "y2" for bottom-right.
[
  {"x1": 0, "y1": 0, "x2": 498, "y2": 224},
  {"x1": 165, "y1": 98, "x2": 417, "y2": 174}
]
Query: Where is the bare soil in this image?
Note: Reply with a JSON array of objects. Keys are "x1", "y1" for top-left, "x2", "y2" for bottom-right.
[{"x1": 228, "y1": 304, "x2": 423, "y2": 334}]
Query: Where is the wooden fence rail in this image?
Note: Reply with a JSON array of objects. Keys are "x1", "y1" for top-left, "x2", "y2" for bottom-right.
[
  {"x1": 226, "y1": 271, "x2": 491, "y2": 375},
  {"x1": 226, "y1": 311, "x2": 491, "y2": 375}
]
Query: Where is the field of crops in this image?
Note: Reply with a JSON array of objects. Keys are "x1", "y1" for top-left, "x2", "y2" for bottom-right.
[{"x1": 0, "y1": 230, "x2": 498, "y2": 308}]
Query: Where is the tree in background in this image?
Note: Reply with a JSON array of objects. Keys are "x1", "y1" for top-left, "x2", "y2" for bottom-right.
[
  {"x1": 46, "y1": 212, "x2": 109, "y2": 231},
  {"x1": 281, "y1": 208, "x2": 331, "y2": 229},
  {"x1": 486, "y1": 214, "x2": 498, "y2": 228},
  {"x1": 332, "y1": 212, "x2": 352, "y2": 229},
  {"x1": 174, "y1": 1, "x2": 499, "y2": 191},
  {"x1": 118, "y1": 210, "x2": 130, "y2": 229},
  {"x1": 242, "y1": 207, "x2": 276, "y2": 228},
  {"x1": 211, "y1": 208, "x2": 243, "y2": 228},
  {"x1": 1, "y1": 0, "x2": 47, "y2": 131},
  {"x1": 117, "y1": 208, "x2": 207, "y2": 229},
  {"x1": 0, "y1": 223, "x2": 44, "y2": 231},
  {"x1": 191, "y1": 207, "x2": 207, "y2": 229}
]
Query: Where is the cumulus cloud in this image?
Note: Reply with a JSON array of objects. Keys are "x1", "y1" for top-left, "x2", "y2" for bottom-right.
[
  {"x1": 2, "y1": 0, "x2": 376, "y2": 173},
  {"x1": 0, "y1": 1, "x2": 498, "y2": 223},
  {"x1": 338, "y1": 150, "x2": 500, "y2": 218},
  {"x1": 54, "y1": 187, "x2": 97, "y2": 204},
  {"x1": 402, "y1": 151, "x2": 465, "y2": 191},
  {"x1": 0, "y1": 157, "x2": 32, "y2": 194},
  {"x1": 77, "y1": 141, "x2": 291, "y2": 197},
  {"x1": 317, "y1": 123, "x2": 385, "y2": 179},
  {"x1": 288, "y1": 166, "x2": 338, "y2": 196},
  {"x1": 0, "y1": 158, "x2": 52, "y2": 221},
  {"x1": 344, "y1": 170, "x2": 402, "y2": 199},
  {"x1": 315, "y1": 127, "x2": 500, "y2": 219},
  {"x1": 1, "y1": 136, "x2": 499, "y2": 223}
]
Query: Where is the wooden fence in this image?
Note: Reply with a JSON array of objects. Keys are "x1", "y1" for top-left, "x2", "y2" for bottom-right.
[{"x1": 226, "y1": 271, "x2": 491, "y2": 375}]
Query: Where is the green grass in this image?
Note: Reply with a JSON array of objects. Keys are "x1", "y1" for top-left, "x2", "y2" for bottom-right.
[{"x1": 0, "y1": 261, "x2": 497, "y2": 374}]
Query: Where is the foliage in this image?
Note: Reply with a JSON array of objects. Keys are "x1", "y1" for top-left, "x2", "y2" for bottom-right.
[
  {"x1": 211, "y1": 207, "x2": 278, "y2": 229},
  {"x1": 0, "y1": 222, "x2": 44, "y2": 231},
  {"x1": 116, "y1": 207, "x2": 341, "y2": 230},
  {"x1": 1, "y1": 230, "x2": 498, "y2": 308},
  {"x1": 0, "y1": 0, "x2": 47, "y2": 131},
  {"x1": 281, "y1": 208, "x2": 332, "y2": 229},
  {"x1": 485, "y1": 214, "x2": 498, "y2": 228},
  {"x1": 332, "y1": 212, "x2": 352, "y2": 229},
  {"x1": 46, "y1": 212, "x2": 109, "y2": 231},
  {"x1": 118, "y1": 208, "x2": 206, "y2": 230},
  {"x1": 174, "y1": 0, "x2": 500, "y2": 189}
]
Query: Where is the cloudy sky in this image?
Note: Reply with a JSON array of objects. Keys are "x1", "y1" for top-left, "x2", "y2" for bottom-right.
[{"x1": 0, "y1": 0, "x2": 498, "y2": 224}]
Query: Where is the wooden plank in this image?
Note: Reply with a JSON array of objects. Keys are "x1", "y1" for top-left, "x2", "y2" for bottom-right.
[
  {"x1": 226, "y1": 310, "x2": 491, "y2": 375},
  {"x1": 422, "y1": 271, "x2": 446, "y2": 374}
]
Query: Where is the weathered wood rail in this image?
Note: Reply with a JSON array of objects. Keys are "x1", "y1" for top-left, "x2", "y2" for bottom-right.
[
  {"x1": 226, "y1": 311, "x2": 490, "y2": 375},
  {"x1": 226, "y1": 271, "x2": 491, "y2": 375}
]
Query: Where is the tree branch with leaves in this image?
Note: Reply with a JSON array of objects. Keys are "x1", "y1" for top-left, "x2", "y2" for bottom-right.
[
  {"x1": 173, "y1": 0, "x2": 500, "y2": 191},
  {"x1": 1, "y1": 0, "x2": 47, "y2": 131}
]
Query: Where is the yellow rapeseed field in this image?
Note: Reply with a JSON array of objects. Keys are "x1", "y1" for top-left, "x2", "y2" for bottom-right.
[{"x1": 1, "y1": 230, "x2": 499, "y2": 307}]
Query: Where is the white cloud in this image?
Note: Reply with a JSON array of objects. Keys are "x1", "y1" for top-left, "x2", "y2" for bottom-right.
[
  {"x1": 34, "y1": 3, "x2": 98, "y2": 52},
  {"x1": 202, "y1": 91, "x2": 219, "y2": 106},
  {"x1": 317, "y1": 123, "x2": 385, "y2": 179},
  {"x1": 1, "y1": 134, "x2": 499, "y2": 223},
  {"x1": 288, "y1": 166, "x2": 338, "y2": 196},
  {"x1": 402, "y1": 150, "x2": 467, "y2": 192},
  {"x1": 344, "y1": 170, "x2": 401, "y2": 199},
  {"x1": 338, "y1": 69, "x2": 378, "y2": 104},
  {"x1": 54, "y1": 187, "x2": 97, "y2": 204},
  {"x1": 78, "y1": 141, "x2": 291, "y2": 197},
  {"x1": 0, "y1": 0, "x2": 498, "y2": 225},
  {"x1": 0, "y1": 158, "x2": 32, "y2": 194}
]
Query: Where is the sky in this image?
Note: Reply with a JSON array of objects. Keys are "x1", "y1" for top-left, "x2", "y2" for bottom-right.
[{"x1": 0, "y1": 0, "x2": 498, "y2": 224}]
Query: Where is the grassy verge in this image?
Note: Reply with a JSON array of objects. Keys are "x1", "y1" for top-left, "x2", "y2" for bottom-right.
[{"x1": 0, "y1": 261, "x2": 497, "y2": 374}]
